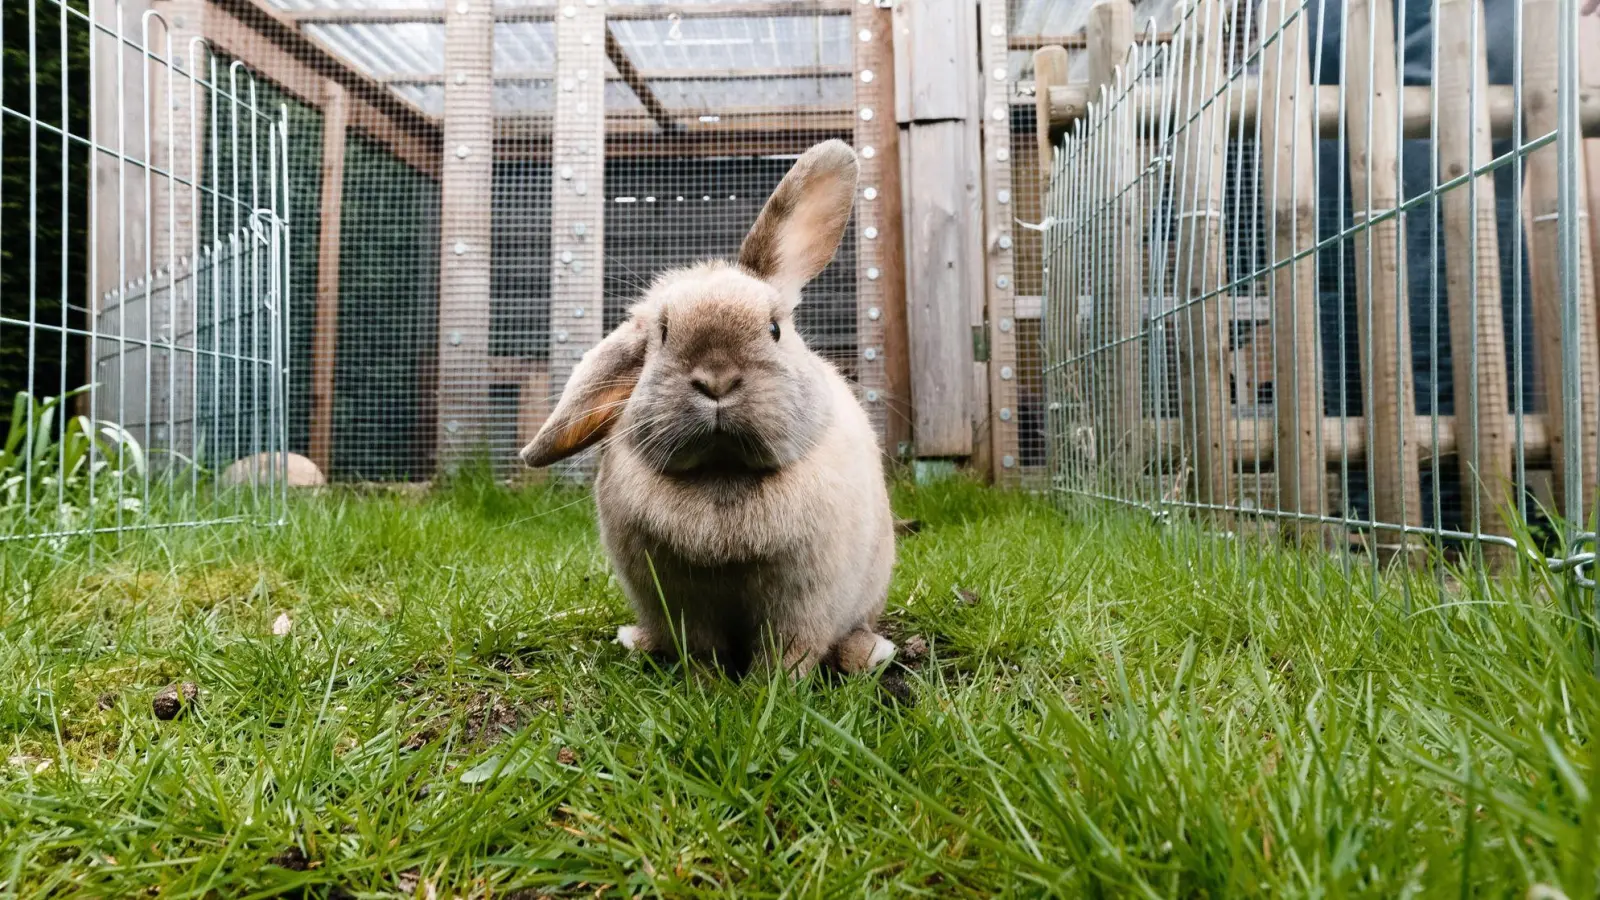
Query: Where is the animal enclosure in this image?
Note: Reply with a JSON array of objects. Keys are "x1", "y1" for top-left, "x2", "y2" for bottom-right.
[{"x1": 1035, "y1": 0, "x2": 1600, "y2": 569}]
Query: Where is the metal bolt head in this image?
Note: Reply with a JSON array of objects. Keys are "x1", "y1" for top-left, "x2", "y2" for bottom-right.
[
  {"x1": 573, "y1": 222, "x2": 587, "y2": 237},
  {"x1": 863, "y1": 347, "x2": 878, "y2": 360},
  {"x1": 563, "y1": 4, "x2": 576, "y2": 16},
  {"x1": 863, "y1": 186, "x2": 878, "y2": 201},
  {"x1": 992, "y1": 106, "x2": 1005, "y2": 121},
  {"x1": 860, "y1": 69, "x2": 874, "y2": 82},
  {"x1": 998, "y1": 189, "x2": 1011, "y2": 205},
  {"x1": 560, "y1": 165, "x2": 574, "y2": 180},
  {"x1": 858, "y1": 28, "x2": 872, "y2": 41},
  {"x1": 997, "y1": 148, "x2": 1009, "y2": 162},
  {"x1": 456, "y1": 1, "x2": 468, "y2": 13},
  {"x1": 862, "y1": 146, "x2": 875, "y2": 159},
  {"x1": 573, "y1": 306, "x2": 585, "y2": 317},
  {"x1": 993, "y1": 67, "x2": 1007, "y2": 81},
  {"x1": 575, "y1": 180, "x2": 588, "y2": 195},
  {"x1": 456, "y1": 144, "x2": 471, "y2": 158},
  {"x1": 996, "y1": 275, "x2": 1010, "y2": 289},
  {"x1": 867, "y1": 267, "x2": 880, "y2": 280},
  {"x1": 1000, "y1": 365, "x2": 1013, "y2": 380},
  {"x1": 867, "y1": 306, "x2": 881, "y2": 320},
  {"x1": 864, "y1": 226, "x2": 878, "y2": 240},
  {"x1": 859, "y1": 108, "x2": 874, "y2": 121},
  {"x1": 866, "y1": 389, "x2": 880, "y2": 402},
  {"x1": 446, "y1": 420, "x2": 461, "y2": 434},
  {"x1": 561, "y1": 250, "x2": 574, "y2": 264},
  {"x1": 999, "y1": 317, "x2": 1013, "y2": 332},
  {"x1": 449, "y1": 331, "x2": 462, "y2": 345},
  {"x1": 999, "y1": 235, "x2": 1013, "y2": 250},
  {"x1": 990, "y1": 24, "x2": 1004, "y2": 36},
  {"x1": 999, "y1": 408, "x2": 1012, "y2": 422},
  {"x1": 453, "y1": 241, "x2": 468, "y2": 255},
  {"x1": 455, "y1": 72, "x2": 468, "y2": 85},
  {"x1": 1003, "y1": 454, "x2": 1016, "y2": 468},
  {"x1": 555, "y1": 330, "x2": 569, "y2": 343},
  {"x1": 563, "y1": 78, "x2": 576, "y2": 92}
]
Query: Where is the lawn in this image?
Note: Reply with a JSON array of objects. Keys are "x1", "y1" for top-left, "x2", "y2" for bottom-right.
[{"x1": 1, "y1": 477, "x2": 1597, "y2": 898}]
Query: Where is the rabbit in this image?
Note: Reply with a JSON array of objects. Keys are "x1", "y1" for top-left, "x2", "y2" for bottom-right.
[{"x1": 519, "y1": 139, "x2": 896, "y2": 678}]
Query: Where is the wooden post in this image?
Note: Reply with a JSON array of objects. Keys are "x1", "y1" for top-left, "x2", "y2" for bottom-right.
[
  {"x1": 1258, "y1": 0, "x2": 1325, "y2": 540},
  {"x1": 436, "y1": 0, "x2": 494, "y2": 473},
  {"x1": 1172, "y1": 0, "x2": 1231, "y2": 510},
  {"x1": 1033, "y1": 46, "x2": 1070, "y2": 187},
  {"x1": 1524, "y1": 0, "x2": 1599, "y2": 516},
  {"x1": 893, "y1": 0, "x2": 981, "y2": 460},
  {"x1": 546, "y1": 0, "x2": 608, "y2": 479},
  {"x1": 979, "y1": 0, "x2": 1020, "y2": 483},
  {"x1": 309, "y1": 81, "x2": 347, "y2": 476},
  {"x1": 1584, "y1": 13, "x2": 1600, "y2": 305},
  {"x1": 1436, "y1": 0, "x2": 1513, "y2": 558},
  {"x1": 854, "y1": 0, "x2": 911, "y2": 460},
  {"x1": 1086, "y1": 0, "x2": 1142, "y2": 490},
  {"x1": 1345, "y1": 0, "x2": 1421, "y2": 555}
]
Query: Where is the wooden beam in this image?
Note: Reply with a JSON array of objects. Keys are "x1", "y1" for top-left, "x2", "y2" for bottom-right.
[
  {"x1": 1144, "y1": 414, "x2": 1555, "y2": 470},
  {"x1": 1032, "y1": 46, "x2": 1069, "y2": 186},
  {"x1": 382, "y1": 64, "x2": 854, "y2": 85},
  {"x1": 493, "y1": 122, "x2": 852, "y2": 158},
  {"x1": 492, "y1": 103, "x2": 853, "y2": 125},
  {"x1": 1258, "y1": 0, "x2": 1325, "y2": 539},
  {"x1": 1041, "y1": 81, "x2": 1600, "y2": 139},
  {"x1": 604, "y1": 23, "x2": 675, "y2": 133},
  {"x1": 854, "y1": 0, "x2": 909, "y2": 459},
  {"x1": 310, "y1": 80, "x2": 348, "y2": 477},
  {"x1": 1172, "y1": 0, "x2": 1232, "y2": 510},
  {"x1": 1086, "y1": 0, "x2": 1141, "y2": 489},
  {"x1": 435, "y1": 0, "x2": 495, "y2": 472},
  {"x1": 546, "y1": 0, "x2": 608, "y2": 480},
  {"x1": 1524, "y1": 0, "x2": 1599, "y2": 515},
  {"x1": 285, "y1": 0, "x2": 853, "y2": 24},
  {"x1": 1346, "y1": 0, "x2": 1422, "y2": 554},
  {"x1": 894, "y1": 0, "x2": 981, "y2": 459},
  {"x1": 204, "y1": 0, "x2": 441, "y2": 175},
  {"x1": 1437, "y1": 0, "x2": 1513, "y2": 557},
  {"x1": 981, "y1": 0, "x2": 1020, "y2": 482}
]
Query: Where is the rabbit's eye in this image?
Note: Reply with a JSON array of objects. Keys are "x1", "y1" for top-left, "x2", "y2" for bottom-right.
[{"x1": 769, "y1": 320, "x2": 781, "y2": 342}]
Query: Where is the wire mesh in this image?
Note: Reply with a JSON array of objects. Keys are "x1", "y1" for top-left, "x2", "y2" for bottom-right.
[
  {"x1": 1042, "y1": 0, "x2": 1598, "y2": 568},
  {"x1": 1, "y1": 0, "x2": 290, "y2": 544}
]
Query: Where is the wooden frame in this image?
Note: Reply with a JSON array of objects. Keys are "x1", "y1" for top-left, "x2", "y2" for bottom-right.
[
  {"x1": 309, "y1": 81, "x2": 348, "y2": 476},
  {"x1": 980, "y1": 0, "x2": 1020, "y2": 482}
]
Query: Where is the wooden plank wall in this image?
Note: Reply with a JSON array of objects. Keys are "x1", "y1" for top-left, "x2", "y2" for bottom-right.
[{"x1": 893, "y1": 0, "x2": 981, "y2": 460}]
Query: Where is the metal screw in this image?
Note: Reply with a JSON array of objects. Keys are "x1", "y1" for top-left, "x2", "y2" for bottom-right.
[
  {"x1": 858, "y1": 28, "x2": 872, "y2": 41},
  {"x1": 454, "y1": 241, "x2": 467, "y2": 255},
  {"x1": 998, "y1": 189, "x2": 1011, "y2": 204},
  {"x1": 993, "y1": 67, "x2": 1007, "y2": 81},
  {"x1": 563, "y1": 78, "x2": 576, "y2": 92},
  {"x1": 859, "y1": 108, "x2": 874, "y2": 121},
  {"x1": 999, "y1": 408, "x2": 1012, "y2": 422},
  {"x1": 456, "y1": 0, "x2": 468, "y2": 13},
  {"x1": 449, "y1": 331, "x2": 462, "y2": 345},
  {"x1": 455, "y1": 72, "x2": 468, "y2": 85},
  {"x1": 560, "y1": 165, "x2": 574, "y2": 180},
  {"x1": 575, "y1": 181, "x2": 587, "y2": 195},
  {"x1": 867, "y1": 267, "x2": 880, "y2": 280},
  {"x1": 999, "y1": 235, "x2": 1012, "y2": 250},
  {"x1": 866, "y1": 389, "x2": 880, "y2": 401},
  {"x1": 864, "y1": 226, "x2": 878, "y2": 239},
  {"x1": 1003, "y1": 454, "x2": 1016, "y2": 468},
  {"x1": 863, "y1": 187, "x2": 878, "y2": 201},
  {"x1": 999, "y1": 317, "x2": 1013, "y2": 332},
  {"x1": 563, "y1": 4, "x2": 576, "y2": 16},
  {"x1": 446, "y1": 420, "x2": 461, "y2": 434},
  {"x1": 456, "y1": 144, "x2": 471, "y2": 158},
  {"x1": 573, "y1": 222, "x2": 587, "y2": 237},
  {"x1": 573, "y1": 306, "x2": 585, "y2": 317},
  {"x1": 863, "y1": 347, "x2": 878, "y2": 361},
  {"x1": 862, "y1": 146, "x2": 875, "y2": 159},
  {"x1": 996, "y1": 275, "x2": 1010, "y2": 288},
  {"x1": 555, "y1": 330, "x2": 569, "y2": 343},
  {"x1": 1000, "y1": 366, "x2": 1013, "y2": 380},
  {"x1": 992, "y1": 106, "x2": 1005, "y2": 121},
  {"x1": 860, "y1": 69, "x2": 874, "y2": 82},
  {"x1": 561, "y1": 250, "x2": 574, "y2": 264},
  {"x1": 868, "y1": 306, "x2": 881, "y2": 320},
  {"x1": 997, "y1": 148, "x2": 1009, "y2": 162}
]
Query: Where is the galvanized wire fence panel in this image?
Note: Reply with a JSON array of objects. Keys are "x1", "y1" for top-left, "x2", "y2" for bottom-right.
[
  {"x1": 1, "y1": 0, "x2": 291, "y2": 544},
  {"x1": 1043, "y1": 0, "x2": 1596, "y2": 567}
]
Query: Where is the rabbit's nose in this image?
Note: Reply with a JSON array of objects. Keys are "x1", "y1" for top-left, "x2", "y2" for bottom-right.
[{"x1": 690, "y1": 367, "x2": 743, "y2": 400}]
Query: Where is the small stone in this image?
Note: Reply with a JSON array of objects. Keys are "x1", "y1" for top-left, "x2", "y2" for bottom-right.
[
  {"x1": 272, "y1": 612, "x2": 292, "y2": 636},
  {"x1": 152, "y1": 682, "x2": 198, "y2": 720},
  {"x1": 556, "y1": 746, "x2": 578, "y2": 766},
  {"x1": 395, "y1": 869, "x2": 421, "y2": 893},
  {"x1": 269, "y1": 846, "x2": 309, "y2": 871},
  {"x1": 900, "y1": 635, "x2": 929, "y2": 663},
  {"x1": 96, "y1": 691, "x2": 117, "y2": 710}
]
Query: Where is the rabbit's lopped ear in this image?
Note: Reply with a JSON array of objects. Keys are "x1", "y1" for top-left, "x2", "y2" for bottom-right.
[
  {"x1": 738, "y1": 140, "x2": 858, "y2": 298},
  {"x1": 519, "y1": 319, "x2": 647, "y2": 467}
]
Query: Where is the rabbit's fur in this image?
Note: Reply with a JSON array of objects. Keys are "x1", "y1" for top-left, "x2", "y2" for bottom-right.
[{"x1": 520, "y1": 140, "x2": 895, "y2": 677}]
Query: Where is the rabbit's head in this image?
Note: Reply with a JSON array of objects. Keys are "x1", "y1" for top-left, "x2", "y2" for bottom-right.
[{"x1": 520, "y1": 140, "x2": 859, "y2": 474}]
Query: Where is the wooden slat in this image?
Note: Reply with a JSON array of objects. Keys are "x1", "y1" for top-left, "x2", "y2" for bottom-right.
[
  {"x1": 854, "y1": 0, "x2": 910, "y2": 458},
  {"x1": 1086, "y1": 0, "x2": 1141, "y2": 488},
  {"x1": 894, "y1": 0, "x2": 980, "y2": 458},
  {"x1": 309, "y1": 81, "x2": 348, "y2": 477},
  {"x1": 1172, "y1": 0, "x2": 1231, "y2": 509},
  {"x1": 1584, "y1": 11, "x2": 1600, "y2": 393},
  {"x1": 1258, "y1": 0, "x2": 1325, "y2": 539},
  {"x1": 1436, "y1": 0, "x2": 1513, "y2": 556},
  {"x1": 1042, "y1": 81, "x2": 1600, "y2": 140},
  {"x1": 546, "y1": 0, "x2": 608, "y2": 479},
  {"x1": 383, "y1": 64, "x2": 853, "y2": 84},
  {"x1": 285, "y1": 0, "x2": 853, "y2": 24},
  {"x1": 1346, "y1": 0, "x2": 1421, "y2": 553},
  {"x1": 981, "y1": 0, "x2": 1020, "y2": 482},
  {"x1": 604, "y1": 24, "x2": 675, "y2": 132},
  {"x1": 434, "y1": 0, "x2": 495, "y2": 472},
  {"x1": 1144, "y1": 414, "x2": 1554, "y2": 469},
  {"x1": 204, "y1": 0, "x2": 441, "y2": 175},
  {"x1": 1524, "y1": 0, "x2": 1599, "y2": 515},
  {"x1": 1032, "y1": 46, "x2": 1070, "y2": 187}
]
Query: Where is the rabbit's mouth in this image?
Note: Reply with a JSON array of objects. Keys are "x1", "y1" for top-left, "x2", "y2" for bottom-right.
[{"x1": 657, "y1": 427, "x2": 782, "y2": 476}]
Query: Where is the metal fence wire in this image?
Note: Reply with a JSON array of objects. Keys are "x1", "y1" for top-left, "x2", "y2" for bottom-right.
[
  {"x1": 1, "y1": 0, "x2": 291, "y2": 544},
  {"x1": 1041, "y1": 0, "x2": 1597, "y2": 566}
]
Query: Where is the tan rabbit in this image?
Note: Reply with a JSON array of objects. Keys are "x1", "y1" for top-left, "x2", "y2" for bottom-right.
[{"x1": 520, "y1": 140, "x2": 896, "y2": 677}]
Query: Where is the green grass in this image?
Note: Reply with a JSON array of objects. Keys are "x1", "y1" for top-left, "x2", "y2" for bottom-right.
[{"x1": 1, "y1": 477, "x2": 1597, "y2": 898}]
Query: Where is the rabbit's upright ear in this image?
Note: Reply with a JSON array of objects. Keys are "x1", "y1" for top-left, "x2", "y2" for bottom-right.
[
  {"x1": 519, "y1": 319, "x2": 647, "y2": 467},
  {"x1": 738, "y1": 140, "x2": 858, "y2": 297}
]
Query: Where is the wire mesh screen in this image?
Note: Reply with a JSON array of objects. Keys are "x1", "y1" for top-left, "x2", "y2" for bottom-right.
[
  {"x1": 1, "y1": 0, "x2": 290, "y2": 544},
  {"x1": 1042, "y1": 0, "x2": 1597, "y2": 566}
]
